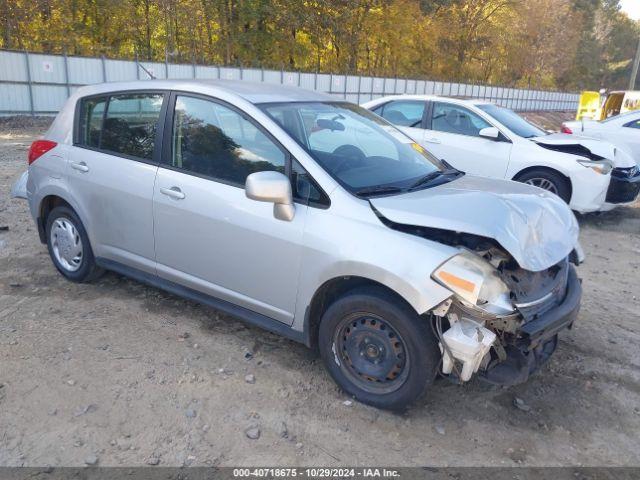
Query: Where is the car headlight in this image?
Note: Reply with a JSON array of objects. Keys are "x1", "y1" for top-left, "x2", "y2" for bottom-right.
[
  {"x1": 577, "y1": 159, "x2": 613, "y2": 175},
  {"x1": 432, "y1": 251, "x2": 514, "y2": 315}
]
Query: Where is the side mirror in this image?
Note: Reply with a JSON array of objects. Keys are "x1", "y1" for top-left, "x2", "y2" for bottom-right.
[
  {"x1": 245, "y1": 171, "x2": 295, "y2": 221},
  {"x1": 479, "y1": 127, "x2": 500, "y2": 140}
]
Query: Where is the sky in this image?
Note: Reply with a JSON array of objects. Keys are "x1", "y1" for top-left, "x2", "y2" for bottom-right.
[{"x1": 620, "y1": 0, "x2": 640, "y2": 21}]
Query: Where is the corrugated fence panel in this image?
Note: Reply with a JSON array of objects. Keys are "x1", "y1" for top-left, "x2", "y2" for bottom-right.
[
  {"x1": 168, "y1": 63, "x2": 194, "y2": 79},
  {"x1": 0, "y1": 83, "x2": 30, "y2": 112},
  {"x1": 68, "y1": 56, "x2": 104, "y2": 84},
  {"x1": 28, "y1": 53, "x2": 66, "y2": 84},
  {"x1": 32, "y1": 85, "x2": 68, "y2": 112},
  {"x1": 0, "y1": 49, "x2": 580, "y2": 114},
  {"x1": 195, "y1": 65, "x2": 219, "y2": 79},
  {"x1": 105, "y1": 59, "x2": 137, "y2": 82},
  {"x1": 242, "y1": 68, "x2": 263, "y2": 82},
  {"x1": 0, "y1": 51, "x2": 29, "y2": 82},
  {"x1": 262, "y1": 70, "x2": 281, "y2": 84}
]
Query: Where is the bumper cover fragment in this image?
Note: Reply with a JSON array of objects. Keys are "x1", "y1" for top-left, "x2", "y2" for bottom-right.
[
  {"x1": 605, "y1": 166, "x2": 640, "y2": 204},
  {"x1": 481, "y1": 266, "x2": 581, "y2": 386}
]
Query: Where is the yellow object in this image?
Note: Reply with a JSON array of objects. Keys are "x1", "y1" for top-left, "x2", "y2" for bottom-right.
[
  {"x1": 576, "y1": 90, "x2": 640, "y2": 121},
  {"x1": 576, "y1": 91, "x2": 601, "y2": 120}
]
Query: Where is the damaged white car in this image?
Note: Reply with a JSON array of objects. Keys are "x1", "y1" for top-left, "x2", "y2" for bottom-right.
[
  {"x1": 363, "y1": 95, "x2": 639, "y2": 212},
  {"x1": 14, "y1": 81, "x2": 583, "y2": 410}
]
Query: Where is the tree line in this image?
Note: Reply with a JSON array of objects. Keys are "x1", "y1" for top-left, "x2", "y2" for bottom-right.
[{"x1": 1, "y1": 0, "x2": 638, "y2": 90}]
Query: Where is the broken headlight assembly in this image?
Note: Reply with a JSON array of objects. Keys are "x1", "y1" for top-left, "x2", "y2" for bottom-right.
[
  {"x1": 577, "y1": 158, "x2": 613, "y2": 175},
  {"x1": 432, "y1": 250, "x2": 515, "y2": 316}
]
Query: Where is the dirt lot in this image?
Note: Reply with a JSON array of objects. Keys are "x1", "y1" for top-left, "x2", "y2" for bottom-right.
[{"x1": 0, "y1": 116, "x2": 639, "y2": 468}]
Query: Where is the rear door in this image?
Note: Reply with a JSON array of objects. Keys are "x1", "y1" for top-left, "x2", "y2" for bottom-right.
[
  {"x1": 422, "y1": 101, "x2": 512, "y2": 178},
  {"x1": 69, "y1": 91, "x2": 166, "y2": 273},
  {"x1": 152, "y1": 93, "x2": 308, "y2": 324}
]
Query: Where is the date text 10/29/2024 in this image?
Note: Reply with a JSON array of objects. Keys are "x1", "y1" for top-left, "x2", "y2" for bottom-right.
[{"x1": 233, "y1": 468, "x2": 401, "y2": 478}]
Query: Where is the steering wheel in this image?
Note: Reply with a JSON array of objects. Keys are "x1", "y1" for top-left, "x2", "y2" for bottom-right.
[{"x1": 332, "y1": 145, "x2": 366, "y2": 173}]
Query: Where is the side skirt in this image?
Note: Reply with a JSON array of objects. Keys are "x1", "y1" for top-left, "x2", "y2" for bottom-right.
[{"x1": 95, "y1": 257, "x2": 306, "y2": 345}]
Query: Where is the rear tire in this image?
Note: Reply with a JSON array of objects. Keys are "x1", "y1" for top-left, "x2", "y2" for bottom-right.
[
  {"x1": 318, "y1": 286, "x2": 440, "y2": 411},
  {"x1": 45, "y1": 206, "x2": 103, "y2": 283},
  {"x1": 515, "y1": 168, "x2": 571, "y2": 203}
]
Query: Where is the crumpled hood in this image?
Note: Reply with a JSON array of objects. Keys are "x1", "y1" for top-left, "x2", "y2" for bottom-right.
[
  {"x1": 370, "y1": 175, "x2": 579, "y2": 272},
  {"x1": 532, "y1": 133, "x2": 635, "y2": 168}
]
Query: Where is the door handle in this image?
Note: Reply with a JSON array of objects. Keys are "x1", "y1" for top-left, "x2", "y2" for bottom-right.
[
  {"x1": 424, "y1": 137, "x2": 441, "y2": 144},
  {"x1": 160, "y1": 186, "x2": 186, "y2": 200},
  {"x1": 70, "y1": 161, "x2": 89, "y2": 172}
]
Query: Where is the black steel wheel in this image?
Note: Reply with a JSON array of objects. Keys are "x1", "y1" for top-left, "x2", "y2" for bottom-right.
[
  {"x1": 334, "y1": 313, "x2": 409, "y2": 394},
  {"x1": 318, "y1": 286, "x2": 440, "y2": 410}
]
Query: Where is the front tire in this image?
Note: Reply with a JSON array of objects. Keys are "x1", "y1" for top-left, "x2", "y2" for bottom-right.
[
  {"x1": 516, "y1": 168, "x2": 571, "y2": 203},
  {"x1": 318, "y1": 287, "x2": 440, "y2": 410},
  {"x1": 45, "y1": 206, "x2": 103, "y2": 282}
]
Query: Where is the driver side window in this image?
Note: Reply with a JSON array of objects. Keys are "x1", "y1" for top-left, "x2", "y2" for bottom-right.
[
  {"x1": 431, "y1": 102, "x2": 491, "y2": 137},
  {"x1": 379, "y1": 100, "x2": 426, "y2": 127}
]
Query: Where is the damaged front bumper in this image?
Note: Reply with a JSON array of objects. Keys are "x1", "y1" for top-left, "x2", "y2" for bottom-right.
[
  {"x1": 480, "y1": 265, "x2": 582, "y2": 386},
  {"x1": 604, "y1": 166, "x2": 640, "y2": 205}
]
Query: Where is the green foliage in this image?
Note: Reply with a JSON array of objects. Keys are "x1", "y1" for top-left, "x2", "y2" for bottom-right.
[{"x1": 0, "y1": 0, "x2": 637, "y2": 89}]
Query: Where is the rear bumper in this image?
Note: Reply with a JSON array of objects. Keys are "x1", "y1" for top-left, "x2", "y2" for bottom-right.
[
  {"x1": 481, "y1": 266, "x2": 581, "y2": 386},
  {"x1": 605, "y1": 167, "x2": 640, "y2": 204},
  {"x1": 10, "y1": 170, "x2": 28, "y2": 200}
]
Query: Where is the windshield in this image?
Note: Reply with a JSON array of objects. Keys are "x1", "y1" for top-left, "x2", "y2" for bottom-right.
[
  {"x1": 601, "y1": 110, "x2": 638, "y2": 123},
  {"x1": 259, "y1": 102, "x2": 452, "y2": 196},
  {"x1": 477, "y1": 104, "x2": 547, "y2": 138}
]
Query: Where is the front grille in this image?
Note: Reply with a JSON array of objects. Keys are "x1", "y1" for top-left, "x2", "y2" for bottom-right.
[
  {"x1": 503, "y1": 258, "x2": 569, "y2": 322},
  {"x1": 606, "y1": 166, "x2": 640, "y2": 203}
]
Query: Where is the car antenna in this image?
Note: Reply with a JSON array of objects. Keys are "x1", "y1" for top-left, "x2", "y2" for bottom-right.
[{"x1": 138, "y1": 63, "x2": 156, "y2": 80}]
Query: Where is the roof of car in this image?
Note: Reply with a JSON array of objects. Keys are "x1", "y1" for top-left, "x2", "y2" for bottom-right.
[
  {"x1": 73, "y1": 79, "x2": 335, "y2": 104},
  {"x1": 363, "y1": 94, "x2": 493, "y2": 107}
]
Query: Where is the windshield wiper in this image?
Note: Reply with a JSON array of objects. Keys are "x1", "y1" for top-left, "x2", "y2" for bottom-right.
[
  {"x1": 408, "y1": 171, "x2": 444, "y2": 190},
  {"x1": 354, "y1": 185, "x2": 406, "y2": 198},
  {"x1": 408, "y1": 168, "x2": 461, "y2": 191}
]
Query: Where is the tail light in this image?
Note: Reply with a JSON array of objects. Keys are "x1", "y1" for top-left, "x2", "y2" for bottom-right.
[
  {"x1": 28, "y1": 140, "x2": 57, "y2": 165},
  {"x1": 560, "y1": 125, "x2": 573, "y2": 134}
]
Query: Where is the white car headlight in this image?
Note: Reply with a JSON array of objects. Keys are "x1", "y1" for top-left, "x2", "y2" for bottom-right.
[
  {"x1": 432, "y1": 251, "x2": 514, "y2": 315},
  {"x1": 577, "y1": 159, "x2": 613, "y2": 175}
]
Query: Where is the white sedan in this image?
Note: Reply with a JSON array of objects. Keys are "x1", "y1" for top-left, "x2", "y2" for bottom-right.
[
  {"x1": 362, "y1": 95, "x2": 640, "y2": 212},
  {"x1": 562, "y1": 111, "x2": 640, "y2": 163}
]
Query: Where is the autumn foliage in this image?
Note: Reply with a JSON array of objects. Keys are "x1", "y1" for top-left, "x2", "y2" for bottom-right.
[{"x1": 0, "y1": 0, "x2": 638, "y2": 90}]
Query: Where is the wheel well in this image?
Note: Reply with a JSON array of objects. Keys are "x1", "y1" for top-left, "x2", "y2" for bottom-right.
[
  {"x1": 512, "y1": 166, "x2": 572, "y2": 199},
  {"x1": 305, "y1": 276, "x2": 416, "y2": 349},
  {"x1": 38, "y1": 195, "x2": 72, "y2": 243}
]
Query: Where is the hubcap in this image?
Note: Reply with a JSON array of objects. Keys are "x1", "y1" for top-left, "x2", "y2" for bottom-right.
[
  {"x1": 524, "y1": 177, "x2": 558, "y2": 195},
  {"x1": 50, "y1": 218, "x2": 83, "y2": 272},
  {"x1": 334, "y1": 313, "x2": 409, "y2": 394}
]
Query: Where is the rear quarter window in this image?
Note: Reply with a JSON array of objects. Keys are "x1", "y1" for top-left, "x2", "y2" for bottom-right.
[
  {"x1": 76, "y1": 92, "x2": 164, "y2": 161},
  {"x1": 78, "y1": 97, "x2": 107, "y2": 148}
]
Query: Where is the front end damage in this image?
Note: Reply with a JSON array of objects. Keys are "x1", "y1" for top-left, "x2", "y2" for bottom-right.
[
  {"x1": 431, "y1": 250, "x2": 581, "y2": 386},
  {"x1": 368, "y1": 174, "x2": 584, "y2": 386}
]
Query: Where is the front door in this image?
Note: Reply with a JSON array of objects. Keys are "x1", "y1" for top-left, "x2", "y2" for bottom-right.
[
  {"x1": 152, "y1": 94, "x2": 307, "y2": 324},
  {"x1": 423, "y1": 101, "x2": 512, "y2": 179}
]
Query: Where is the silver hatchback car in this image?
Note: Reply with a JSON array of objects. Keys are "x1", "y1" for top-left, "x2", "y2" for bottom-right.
[{"x1": 14, "y1": 80, "x2": 584, "y2": 410}]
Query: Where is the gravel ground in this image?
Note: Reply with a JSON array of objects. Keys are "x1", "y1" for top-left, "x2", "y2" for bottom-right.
[{"x1": 0, "y1": 116, "x2": 639, "y2": 468}]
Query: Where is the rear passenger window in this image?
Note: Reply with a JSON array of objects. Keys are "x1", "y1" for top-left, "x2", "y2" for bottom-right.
[
  {"x1": 169, "y1": 95, "x2": 285, "y2": 186},
  {"x1": 78, "y1": 97, "x2": 107, "y2": 148},
  {"x1": 101, "y1": 94, "x2": 164, "y2": 160},
  {"x1": 379, "y1": 101, "x2": 425, "y2": 127},
  {"x1": 77, "y1": 92, "x2": 164, "y2": 161}
]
